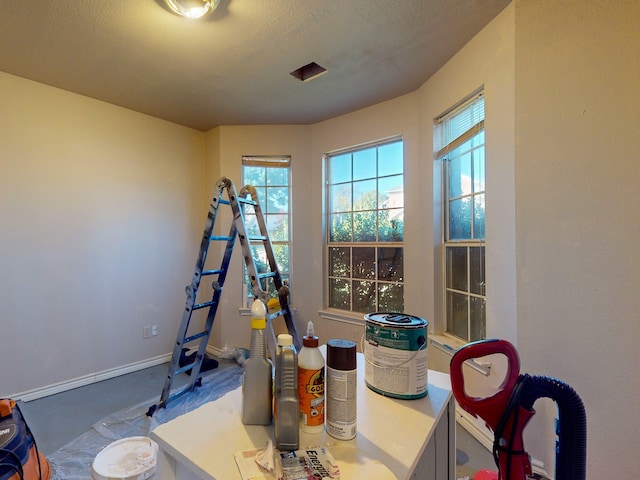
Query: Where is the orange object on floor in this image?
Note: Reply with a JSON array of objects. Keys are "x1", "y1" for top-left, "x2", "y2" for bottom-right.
[{"x1": 474, "y1": 469, "x2": 499, "y2": 480}]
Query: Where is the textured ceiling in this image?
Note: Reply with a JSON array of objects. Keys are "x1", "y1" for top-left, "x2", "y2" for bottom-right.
[{"x1": 0, "y1": 0, "x2": 510, "y2": 131}]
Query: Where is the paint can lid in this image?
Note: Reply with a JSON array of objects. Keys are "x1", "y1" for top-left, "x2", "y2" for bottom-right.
[
  {"x1": 364, "y1": 312, "x2": 428, "y2": 328},
  {"x1": 327, "y1": 339, "x2": 356, "y2": 370}
]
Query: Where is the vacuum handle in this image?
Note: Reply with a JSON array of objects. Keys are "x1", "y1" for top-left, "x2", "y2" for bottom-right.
[{"x1": 450, "y1": 339, "x2": 521, "y2": 429}]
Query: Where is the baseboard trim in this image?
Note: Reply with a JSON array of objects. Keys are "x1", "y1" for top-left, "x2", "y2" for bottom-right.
[
  {"x1": 14, "y1": 353, "x2": 171, "y2": 402},
  {"x1": 14, "y1": 346, "x2": 227, "y2": 403}
]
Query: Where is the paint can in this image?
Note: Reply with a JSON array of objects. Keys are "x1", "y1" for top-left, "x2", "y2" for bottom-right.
[{"x1": 364, "y1": 312, "x2": 428, "y2": 399}]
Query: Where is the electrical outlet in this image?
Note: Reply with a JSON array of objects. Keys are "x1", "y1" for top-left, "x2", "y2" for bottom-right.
[
  {"x1": 143, "y1": 325, "x2": 152, "y2": 339},
  {"x1": 151, "y1": 324, "x2": 158, "y2": 336}
]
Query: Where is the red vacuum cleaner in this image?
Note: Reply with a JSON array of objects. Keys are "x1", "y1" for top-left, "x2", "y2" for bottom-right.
[{"x1": 450, "y1": 339, "x2": 587, "y2": 480}]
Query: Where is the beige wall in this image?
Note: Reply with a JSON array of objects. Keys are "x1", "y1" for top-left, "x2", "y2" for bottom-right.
[
  {"x1": 204, "y1": 125, "x2": 313, "y2": 352},
  {"x1": 0, "y1": 72, "x2": 206, "y2": 395},
  {"x1": 515, "y1": 1, "x2": 640, "y2": 477},
  {"x1": 2, "y1": 2, "x2": 638, "y2": 477}
]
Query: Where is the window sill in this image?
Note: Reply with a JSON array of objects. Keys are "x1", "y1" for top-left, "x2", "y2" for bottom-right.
[
  {"x1": 429, "y1": 334, "x2": 491, "y2": 376},
  {"x1": 317, "y1": 308, "x2": 366, "y2": 325}
]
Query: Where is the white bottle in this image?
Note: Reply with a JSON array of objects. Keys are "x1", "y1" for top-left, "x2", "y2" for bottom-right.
[{"x1": 298, "y1": 321, "x2": 325, "y2": 434}]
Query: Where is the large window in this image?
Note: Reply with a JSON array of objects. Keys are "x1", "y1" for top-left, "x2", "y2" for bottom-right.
[
  {"x1": 436, "y1": 92, "x2": 486, "y2": 341},
  {"x1": 325, "y1": 138, "x2": 404, "y2": 314},
  {"x1": 242, "y1": 156, "x2": 291, "y2": 304}
]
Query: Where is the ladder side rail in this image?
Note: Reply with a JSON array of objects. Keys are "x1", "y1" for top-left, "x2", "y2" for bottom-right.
[
  {"x1": 239, "y1": 185, "x2": 300, "y2": 350},
  {"x1": 187, "y1": 219, "x2": 239, "y2": 389},
  {"x1": 158, "y1": 180, "x2": 227, "y2": 408}
]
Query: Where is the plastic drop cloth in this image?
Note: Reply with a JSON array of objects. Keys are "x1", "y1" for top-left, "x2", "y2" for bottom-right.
[{"x1": 48, "y1": 357, "x2": 244, "y2": 479}]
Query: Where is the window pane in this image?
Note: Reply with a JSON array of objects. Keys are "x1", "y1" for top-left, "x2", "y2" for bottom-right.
[
  {"x1": 353, "y1": 179, "x2": 376, "y2": 211},
  {"x1": 470, "y1": 296, "x2": 486, "y2": 341},
  {"x1": 378, "y1": 175, "x2": 403, "y2": 209},
  {"x1": 266, "y1": 186, "x2": 288, "y2": 213},
  {"x1": 473, "y1": 148, "x2": 485, "y2": 193},
  {"x1": 446, "y1": 247, "x2": 468, "y2": 291},
  {"x1": 329, "y1": 278, "x2": 350, "y2": 309},
  {"x1": 378, "y1": 141, "x2": 403, "y2": 177},
  {"x1": 447, "y1": 291, "x2": 468, "y2": 341},
  {"x1": 353, "y1": 211, "x2": 376, "y2": 242},
  {"x1": 329, "y1": 184, "x2": 351, "y2": 213},
  {"x1": 449, "y1": 197, "x2": 472, "y2": 240},
  {"x1": 448, "y1": 152, "x2": 472, "y2": 198},
  {"x1": 266, "y1": 214, "x2": 288, "y2": 241},
  {"x1": 469, "y1": 246, "x2": 485, "y2": 296},
  {"x1": 353, "y1": 280, "x2": 376, "y2": 313},
  {"x1": 377, "y1": 247, "x2": 403, "y2": 282},
  {"x1": 329, "y1": 153, "x2": 351, "y2": 184},
  {"x1": 352, "y1": 247, "x2": 375, "y2": 279},
  {"x1": 353, "y1": 148, "x2": 376, "y2": 181},
  {"x1": 273, "y1": 244, "x2": 289, "y2": 274},
  {"x1": 244, "y1": 212, "x2": 259, "y2": 237},
  {"x1": 267, "y1": 168, "x2": 288, "y2": 186},
  {"x1": 474, "y1": 194, "x2": 485, "y2": 240},
  {"x1": 378, "y1": 209, "x2": 404, "y2": 241},
  {"x1": 244, "y1": 166, "x2": 265, "y2": 185},
  {"x1": 329, "y1": 213, "x2": 352, "y2": 242},
  {"x1": 378, "y1": 282, "x2": 404, "y2": 312},
  {"x1": 329, "y1": 247, "x2": 350, "y2": 277}
]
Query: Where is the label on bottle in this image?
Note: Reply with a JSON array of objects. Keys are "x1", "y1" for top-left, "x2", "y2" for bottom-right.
[
  {"x1": 298, "y1": 366, "x2": 325, "y2": 427},
  {"x1": 325, "y1": 366, "x2": 357, "y2": 440}
]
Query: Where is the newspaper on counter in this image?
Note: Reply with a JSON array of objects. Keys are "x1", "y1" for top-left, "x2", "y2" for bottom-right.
[{"x1": 234, "y1": 442, "x2": 340, "y2": 480}]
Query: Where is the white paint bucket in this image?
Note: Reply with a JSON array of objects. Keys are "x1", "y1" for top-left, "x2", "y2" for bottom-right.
[
  {"x1": 92, "y1": 436, "x2": 158, "y2": 480},
  {"x1": 364, "y1": 312, "x2": 429, "y2": 399}
]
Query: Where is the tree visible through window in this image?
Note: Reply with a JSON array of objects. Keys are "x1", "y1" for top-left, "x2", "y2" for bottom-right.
[
  {"x1": 242, "y1": 156, "x2": 291, "y2": 304},
  {"x1": 325, "y1": 138, "x2": 404, "y2": 314},
  {"x1": 436, "y1": 93, "x2": 486, "y2": 341}
]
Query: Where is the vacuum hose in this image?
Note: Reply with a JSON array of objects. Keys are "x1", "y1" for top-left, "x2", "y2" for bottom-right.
[{"x1": 517, "y1": 374, "x2": 587, "y2": 480}]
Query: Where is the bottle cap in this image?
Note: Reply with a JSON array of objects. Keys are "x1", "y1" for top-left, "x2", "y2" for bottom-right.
[
  {"x1": 303, "y1": 320, "x2": 319, "y2": 347},
  {"x1": 251, "y1": 299, "x2": 267, "y2": 329},
  {"x1": 277, "y1": 333, "x2": 293, "y2": 346},
  {"x1": 327, "y1": 339, "x2": 356, "y2": 370}
]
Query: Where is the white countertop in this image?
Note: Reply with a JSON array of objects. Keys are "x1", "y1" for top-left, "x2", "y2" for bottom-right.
[{"x1": 150, "y1": 349, "x2": 452, "y2": 480}]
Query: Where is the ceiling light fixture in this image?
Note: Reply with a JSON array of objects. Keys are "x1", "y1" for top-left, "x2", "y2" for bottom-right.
[{"x1": 163, "y1": 0, "x2": 220, "y2": 19}]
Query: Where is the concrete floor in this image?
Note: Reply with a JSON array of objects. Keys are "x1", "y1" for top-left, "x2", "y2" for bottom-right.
[{"x1": 17, "y1": 361, "x2": 496, "y2": 479}]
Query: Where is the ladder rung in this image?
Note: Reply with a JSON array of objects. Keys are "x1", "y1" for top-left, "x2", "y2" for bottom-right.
[
  {"x1": 267, "y1": 310, "x2": 285, "y2": 320},
  {"x1": 217, "y1": 198, "x2": 231, "y2": 205},
  {"x1": 174, "y1": 362, "x2": 199, "y2": 376},
  {"x1": 257, "y1": 272, "x2": 277, "y2": 279},
  {"x1": 210, "y1": 235, "x2": 234, "y2": 241},
  {"x1": 164, "y1": 382, "x2": 198, "y2": 406},
  {"x1": 184, "y1": 331, "x2": 208, "y2": 343},
  {"x1": 238, "y1": 197, "x2": 257, "y2": 206},
  {"x1": 193, "y1": 301, "x2": 215, "y2": 310},
  {"x1": 201, "y1": 269, "x2": 224, "y2": 276},
  {"x1": 248, "y1": 235, "x2": 268, "y2": 242}
]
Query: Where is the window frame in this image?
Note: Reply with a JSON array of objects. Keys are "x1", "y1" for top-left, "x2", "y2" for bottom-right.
[
  {"x1": 436, "y1": 92, "x2": 486, "y2": 341},
  {"x1": 241, "y1": 155, "x2": 292, "y2": 306},
  {"x1": 323, "y1": 136, "x2": 405, "y2": 315}
]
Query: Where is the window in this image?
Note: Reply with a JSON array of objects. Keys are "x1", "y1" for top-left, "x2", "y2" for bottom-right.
[
  {"x1": 242, "y1": 156, "x2": 291, "y2": 304},
  {"x1": 325, "y1": 138, "x2": 404, "y2": 314},
  {"x1": 436, "y1": 92, "x2": 486, "y2": 341}
]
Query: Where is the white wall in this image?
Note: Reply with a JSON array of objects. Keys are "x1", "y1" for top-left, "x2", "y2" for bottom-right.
[
  {"x1": 514, "y1": 1, "x2": 640, "y2": 478},
  {"x1": 0, "y1": 72, "x2": 206, "y2": 396}
]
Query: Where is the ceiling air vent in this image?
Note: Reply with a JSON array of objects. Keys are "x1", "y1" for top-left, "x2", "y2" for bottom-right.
[{"x1": 290, "y1": 62, "x2": 327, "y2": 82}]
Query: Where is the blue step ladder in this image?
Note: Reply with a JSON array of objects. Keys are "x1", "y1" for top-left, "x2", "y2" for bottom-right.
[{"x1": 147, "y1": 176, "x2": 300, "y2": 415}]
